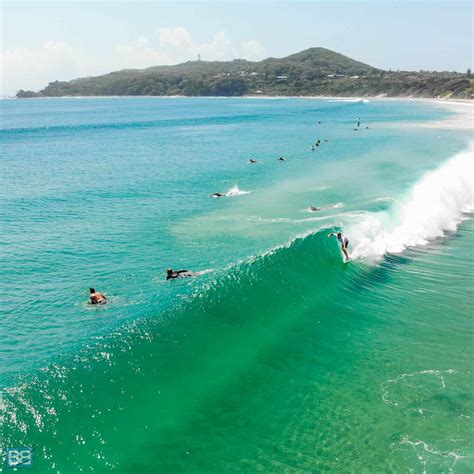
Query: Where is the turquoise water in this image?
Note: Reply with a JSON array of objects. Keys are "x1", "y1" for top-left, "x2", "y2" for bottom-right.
[{"x1": 1, "y1": 97, "x2": 473, "y2": 472}]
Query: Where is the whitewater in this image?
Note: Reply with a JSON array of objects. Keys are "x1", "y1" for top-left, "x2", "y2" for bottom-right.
[{"x1": 349, "y1": 141, "x2": 474, "y2": 260}]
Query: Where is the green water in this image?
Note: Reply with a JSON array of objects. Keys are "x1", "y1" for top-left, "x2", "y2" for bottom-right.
[{"x1": 1, "y1": 98, "x2": 473, "y2": 472}]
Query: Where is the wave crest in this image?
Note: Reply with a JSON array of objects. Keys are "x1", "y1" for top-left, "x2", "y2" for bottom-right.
[{"x1": 349, "y1": 142, "x2": 474, "y2": 260}]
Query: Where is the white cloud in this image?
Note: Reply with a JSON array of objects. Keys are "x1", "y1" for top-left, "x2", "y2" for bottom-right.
[
  {"x1": 1, "y1": 41, "x2": 107, "y2": 95},
  {"x1": 115, "y1": 36, "x2": 170, "y2": 69},
  {"x1": 199, "y1": 32, "x2": 235, "y2": 60},
  {"x1": 158, "y1": 27, "x2": 194, "y2": 50},
  {"x1": 2, "y1": 42, "x2": 74, "y2": 94},
  {"x1": 240, "y1": 40, "x2": 266, "y2": 61},
  {"x1": 116, "y1": 27, "x2": 265, "y2": 67},
  {"x1": 1, "y1": 28, "x2": 266, "y2": 95}
]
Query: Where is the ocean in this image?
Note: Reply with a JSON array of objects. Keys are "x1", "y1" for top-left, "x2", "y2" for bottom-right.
[{"x1": 1, "y1": 97, "x2": 473, "y2": 472}]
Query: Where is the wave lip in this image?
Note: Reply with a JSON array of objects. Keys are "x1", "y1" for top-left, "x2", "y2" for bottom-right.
[
  {"x1": 350, "y1": 142, "x2": 474, "y2": 260},
  {"x1": 327, "y1": 98, "x2": 368, "y2": 103}
]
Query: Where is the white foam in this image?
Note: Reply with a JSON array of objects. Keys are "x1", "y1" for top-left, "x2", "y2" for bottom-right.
[
  {"x1": 194, "y1": 268, "x2": 214, "y2": 276},
  {"x1": 327, "y1": 98, "x2": 367, "y2": 103},
  {"x1": 225, "y1": 185, "x2": 251, "y2": 197},
  {"x1": 381, "y1": 369, "x2": 456, "y2": 406},
  {"x1": 349, "y1": 142, "x2": 474, "y2": 261},
  {"x1": 374, "y1": 197, "x2": 400, "y2": 204},
  {"x1": 211, "y1": 185, "x2": 251, "y2": 198}
]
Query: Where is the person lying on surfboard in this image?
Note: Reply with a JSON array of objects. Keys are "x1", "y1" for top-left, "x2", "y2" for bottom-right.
[
  {"x1": 328, "y1": 232, "x2": 350, "y2": 261},
  {"x1": 166, "y1": 268, "x2": 195, "y2": 280}
]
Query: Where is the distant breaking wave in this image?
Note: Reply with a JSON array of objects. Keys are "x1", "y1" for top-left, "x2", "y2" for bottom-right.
[
  {"x1": 226, "y1": 185, "x2": 251, "y2": 196},
  {"x1": 349, "y1": 141, "x2": 474, "y2": 260},
  {"x1": 327, "y1": 98, "x2": 370, "y2": 103}
]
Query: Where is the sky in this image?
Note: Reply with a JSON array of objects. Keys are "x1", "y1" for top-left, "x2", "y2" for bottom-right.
[{"x1": 1, "y1": 1, "x2": 473, "y2": 95}]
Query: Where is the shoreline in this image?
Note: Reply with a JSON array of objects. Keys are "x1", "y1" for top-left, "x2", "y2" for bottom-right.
[{"x1": 4, "y1": 94, "x2": 473, "y2": 105}]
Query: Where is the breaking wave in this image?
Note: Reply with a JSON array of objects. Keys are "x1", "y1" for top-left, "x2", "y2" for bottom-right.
[{"x1": 348, "y1": 142, "x2": 474, "y2": 261}]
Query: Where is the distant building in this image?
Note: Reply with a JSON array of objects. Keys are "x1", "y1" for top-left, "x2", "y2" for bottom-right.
[
  {"x1": 350, "y1": 75, "x2": 360, "y2": 79},
  {"x1": 276, "y1": 75, "x2": 288, "y2": 80},
  {"x1": 327, "y1": 74, "x2": 335, "y2": 78}
]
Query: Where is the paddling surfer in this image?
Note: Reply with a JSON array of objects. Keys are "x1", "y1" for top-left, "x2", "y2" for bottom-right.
[
  {"x1": 166, "y1": 268, "x2": 194, "y2": 280},
  {"x1": 89, "y1": 288, "x2": 107, "y2": 305}
]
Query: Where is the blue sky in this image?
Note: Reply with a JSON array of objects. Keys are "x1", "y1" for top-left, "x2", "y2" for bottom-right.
[{"x1": 2, "y1": 1, "x2": 473, "y2": 95}]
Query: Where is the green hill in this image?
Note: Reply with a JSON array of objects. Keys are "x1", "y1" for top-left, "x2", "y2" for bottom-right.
[{"x1": 16, "y1": 47, "x2": 472, "y2": 99}]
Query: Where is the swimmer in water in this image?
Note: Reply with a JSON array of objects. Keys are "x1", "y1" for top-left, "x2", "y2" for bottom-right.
[
  {"x1": 278, "y1": 157, "x2": 286, "y2": 161},
  {"x1": 211, "y1": 192, "x2": 226, "y2": 198},
  {"x1": 310, "y1": 206, "x2": 322, "y2": 212},
  {"x1": 166, "y1": 268, "x2": 194, "y2": 280},
  {"x1": 249, "y1": 158, "x2": 257, "y2": 164},
  {"x1": 328, "y1": 232, "x2": 350, "y2": 260},
  {"x1": 89, "y1": 288, "x2": 107, "y2": 305}
]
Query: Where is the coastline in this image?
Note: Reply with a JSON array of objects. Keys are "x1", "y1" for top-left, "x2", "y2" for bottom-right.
[
  {"x1": 372, "y1": 97, "x2": 473, "y2": 130},
  {"x1": 407, "y1": 100, "x2": 473, "y2": 130},
  {"x1": 5, "y1": 94, "x2": 473, "y2": 105}
]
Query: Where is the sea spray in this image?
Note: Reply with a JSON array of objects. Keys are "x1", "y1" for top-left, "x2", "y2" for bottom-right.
[
  {"x1": 226, "y1": 185, "x2": 251, "y2": 196},
  {"x1": 349, "y1": 142, "x2": 474, "y2": 260},
  {"x1": 212, "y1": 185, "x2": 251, "y2": 197}
]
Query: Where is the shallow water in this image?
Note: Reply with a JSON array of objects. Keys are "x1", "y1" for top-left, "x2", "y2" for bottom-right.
[{"x1": 1, "y1": 97, "x2": 473, "y2": 472}]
